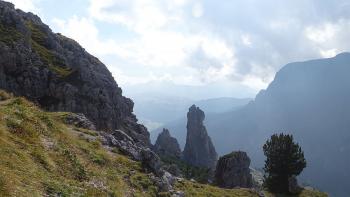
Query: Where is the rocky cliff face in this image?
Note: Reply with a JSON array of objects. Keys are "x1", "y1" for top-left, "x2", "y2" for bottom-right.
[
  {"x1": 214, "y1": 151, "x2": 252, "y2": 188},
  {"x1": 0, "y1": 1, "x2": 150, "y2": 146},
  {"x1": 182, "y1": 105, "x2": 217, "y2": 169},
  {"x1": 154, "y1": 128, "x2": 182, "y2": 159}
]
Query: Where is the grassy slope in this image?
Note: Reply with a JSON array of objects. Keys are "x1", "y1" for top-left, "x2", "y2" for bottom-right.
[{"x1": 0, "y1": 91, "x2": 327, "y2": 197}]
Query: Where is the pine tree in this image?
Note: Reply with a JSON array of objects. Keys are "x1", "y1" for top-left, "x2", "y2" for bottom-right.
[{"x1": 263, "y1": 133, "x2": 306, "y2": 193}]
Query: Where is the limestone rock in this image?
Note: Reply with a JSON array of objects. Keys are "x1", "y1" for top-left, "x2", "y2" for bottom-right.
[
  {"x1": 65, "y1": 113, "x2": 96, "y2": 130},
  {"x1": 214, "y1": 151, "x2": 253, "y2": 188},
  {"x1": 250, "y1": 168, "x2": 264, "y2": 188},
  {"x1": 100, "y1": 130, "x2": 163, "y2": 176},
  {"x1": 0, "y1": 1, "x2": 150, "y2": 147},
  {"x1": 154, "y1": 128, "x2": 182, "y2": 159},
  {"x1": 182, "y1": 105, "x2": 217, "y2": 169},
  {"x1": 163, "y1": 164, "x2": 181, "y2": 177}
]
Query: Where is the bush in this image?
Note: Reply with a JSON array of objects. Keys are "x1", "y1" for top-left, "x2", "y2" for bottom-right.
[{"x1": 263, "y1": 133, "x2": 306, "y2": 193}]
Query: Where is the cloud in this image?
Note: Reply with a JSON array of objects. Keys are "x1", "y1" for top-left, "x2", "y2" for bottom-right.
[
  {"x1": 304, "y1": 19, "x2": 350, "y2": 58},
  {"x1": 22, "y1": 0, "x2": 350, "y2": 96},
  {"x1": 192, "y1": 2, "x2": 203, "y2": 18},
  {"x1": 305, "y1": 23, "x2": 338, "y2": 43},
  {"x1": 6, "y1": 0, "x2": 40, "y2": 12}
]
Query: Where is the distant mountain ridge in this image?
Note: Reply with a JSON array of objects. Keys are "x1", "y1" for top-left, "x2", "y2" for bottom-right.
[
  {"x1": 134, "y1": 96, "x2": 251, "y2": 128},
  {"x1": 181, "y1": 53, "x2": 350, "y2": 196},
  {"x1": 148, "y1": 97, "x2": 251, "y2": 143}
]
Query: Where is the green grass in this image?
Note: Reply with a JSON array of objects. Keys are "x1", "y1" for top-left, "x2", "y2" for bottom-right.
[
  {"x1": 160, "y1": 155, "x2": 211, "y2": 183},
  {"x1": 25, "y1": 21, "x2": 73, "y2": 77},
  {"x1": 0, "y1": 23, "x2": 23, "y2": 45},
  {"x1": 0, "y1": 90, "x2": 12, "y2": 101},
  {"x1": 175, "y1": 180, "x2": 258, "y2": 197},
  {"x1": 0, "y1": 95, "x2": 158, "y2": 196}
]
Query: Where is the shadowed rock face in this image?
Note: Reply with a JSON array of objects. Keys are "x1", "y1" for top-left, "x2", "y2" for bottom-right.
[
  {"x1": 215, "y1": 151, "x2": 252, "y2": 188},
  {"x1": 182, "y1": 105, "x2": 217, "y2": 169},
  {"x1": 0, "y1": 1, "x2": 150, "y2": 146},
  {"x1": 154, "y1": 128, "x2": 182, "y2": 159}
]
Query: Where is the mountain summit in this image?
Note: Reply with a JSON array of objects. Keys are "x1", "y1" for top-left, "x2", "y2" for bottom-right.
[{"x1": 0, "y1": 1, "x2": 150, "y2": 146}]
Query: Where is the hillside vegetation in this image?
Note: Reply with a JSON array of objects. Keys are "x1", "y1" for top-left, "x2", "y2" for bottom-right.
[{"x1": 0, "y1": 90, "x2": 327, "y2": 196}]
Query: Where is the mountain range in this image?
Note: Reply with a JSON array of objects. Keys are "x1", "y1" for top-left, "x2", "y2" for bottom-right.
[
  {"x1": 132, "y1": 95, "x2": 250, "y2": 132},
  {"x1": 161, "y1": 53, "x2": 350, "y2": 196},
  {"x1": 0, "y1": 0, "x2": 338, "y2": 196}
]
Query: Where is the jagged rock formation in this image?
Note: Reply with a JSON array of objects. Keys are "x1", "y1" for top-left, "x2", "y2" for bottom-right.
[
  {"x1": 154, "y1": 128, "x2": 182, "y2": 159},
  {"x1": 65, "y1": 113, "x2": 96, "y2": 130},
  {"x1": 0, "y1": 1, "x2": 150, "y2": 146},
  {"x1": 99, "y1": 129, "x2": 181, "y2": 193},
  {"x1": 214, "y1": 151, "x2": 253, "y2": 188},
  {"x1": 100, "y1": 130, "x2": 163, "y2": 175},
  {"x1": 182, "y1": 105, "x2": 217, "y2": 169}
]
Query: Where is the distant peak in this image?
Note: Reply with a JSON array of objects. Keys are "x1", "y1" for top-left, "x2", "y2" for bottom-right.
[
  {"x1": 334, "y1": 52, "x2": 350, "y2": 58},
  {"x1": 161, "y1": 128, "x2": 171, "y2": 136}
]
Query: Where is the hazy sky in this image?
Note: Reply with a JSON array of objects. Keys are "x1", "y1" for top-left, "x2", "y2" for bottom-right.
[{"x1": 7, "y1": 0, "x2": 350, "y2": 99}]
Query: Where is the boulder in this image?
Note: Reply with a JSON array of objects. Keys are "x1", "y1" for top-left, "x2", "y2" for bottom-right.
[
  {"x1": 65, "y1": 113, "x2": 96, "y2": 130},
  {"x1": 100, "y1": 130, "x2": 163, "y2": 176},
  {"x1": 214, "y1": 151, "x2": 253, "y2": 188},
  {"x1": 182, "y1": 105, "x2": 217, "y2": 169},
  {"x1": 154, "y1": 128, "x2": 182, "y2": 159}
]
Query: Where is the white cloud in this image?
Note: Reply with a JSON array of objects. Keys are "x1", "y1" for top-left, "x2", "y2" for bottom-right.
[
  {"x1": 320, "y1": 49, "x2": 338, "y2": 58},
  {"x1": 241, "y1": 34, "x2": 252, "y2": 47},
  {"x1": 43, "y1": 0, "x2": 350, "y2": 96},
  {"x1": 192, "y1": 2, "x2": 203, "y2": 18},
  {"x1": 7, "y1": 0, "x2": 40, "y2": 12},
  {"x1": 51, "y1": 16, "x2": 130, "y2": 58},
  {"x1": 304, "y1": 19, "x2": 350, "y2": 58},
  {"x1": 305, "y1": 23, "x2": 338, "y2": 43},
  {"x1": 53, "y1": 0, "x2": 236, "y2": 85}
]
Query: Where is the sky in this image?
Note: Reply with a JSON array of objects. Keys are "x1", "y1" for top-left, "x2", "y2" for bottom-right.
[{"x1": 7, "y1": 0, "x2": 350, "y2": 99}]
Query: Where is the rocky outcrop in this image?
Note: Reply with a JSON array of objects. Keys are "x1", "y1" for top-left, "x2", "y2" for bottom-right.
[
  {"x1": 99, "y1": 130, "x2": 183, "y2": 194},
  {"x1": 0, "y1": 1, "x2": 150, "y2": 146},
  {"x1": 182, "y1": 105, "x2": 217, "y2": 169},
  {"x1": 154, "y1": 128, "x2": 182, "y2": 159},
  {"x1": 214, "y1": 151, "x2": 253, "y2": 188},
  {"x1": 100, "y1": 130, "x2": 163, "y2": 175},
  {"x1": 65, "y1": 113, "x2": 96, "y2": 130},
  {"x1": 250, "y1": 168, "x2": 264, "y2": 188}
]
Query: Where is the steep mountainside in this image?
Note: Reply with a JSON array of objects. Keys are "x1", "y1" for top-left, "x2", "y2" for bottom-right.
[
  {"x1": 0, "y1": 1, "x2": 150, "y2": 146},
  {"x1": 189, "y1": 53, "x2": 350, "y2": 196}
]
